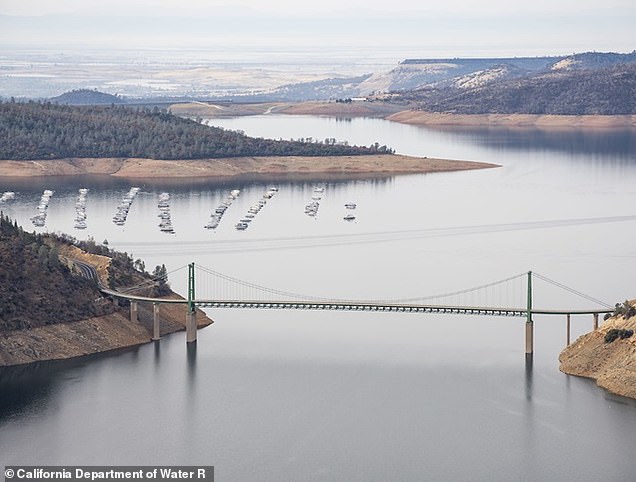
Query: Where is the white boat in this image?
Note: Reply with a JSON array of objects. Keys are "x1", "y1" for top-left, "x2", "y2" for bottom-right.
[
  {"x1": 205, "y1": 217, "x2": 220, "y2": 229},
  {"x1": 345, "y1": 203, "x2": 357, "y2": 209},
  {"x1": 344, "y1": 214, "x2": 356, "y2": 221},
  {"x1": 0, "y1": 191, "x2": 16, "y2": 202},
  {"x1": 264, "y1": 187, "x2": 278, "y2": 199},
  {"x1": 235, "y1": 222, "x2": 248, "y2": 230}
]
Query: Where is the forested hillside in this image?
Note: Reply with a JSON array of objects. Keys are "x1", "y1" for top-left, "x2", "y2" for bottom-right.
[
  {"x1": 0, "y1": 213, "x2": 110, "y2": 330},
  {"x1": 0, "y1": 101, "x2": 392, "y2": 160},
  {"x1": 0, "y1": 213, "x2": 167, "y2": 332}
]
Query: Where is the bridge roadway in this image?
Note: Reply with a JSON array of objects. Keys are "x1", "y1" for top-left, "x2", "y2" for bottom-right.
[
  {"x1": 97, "y1": 289, "x2": 611, "y2": 317},
  {"x1": 71, "y1": 258, "x2": 613, "y2": 352},
  {"x1": 72, "y1": 258, "x2": 612, "y2": 317}
]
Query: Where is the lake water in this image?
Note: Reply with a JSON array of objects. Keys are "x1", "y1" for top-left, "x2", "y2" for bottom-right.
[{"x1": 1, "y1": 116, "x2": 636, "y2": 481}]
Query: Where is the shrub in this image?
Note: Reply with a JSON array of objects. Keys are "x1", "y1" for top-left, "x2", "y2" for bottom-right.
[
  {"x1": 604, "y1": 328, "x2": 634, "y2": 344},
  {"x1": 610, "y1": 301, "x2": 636, "y2": 319}
]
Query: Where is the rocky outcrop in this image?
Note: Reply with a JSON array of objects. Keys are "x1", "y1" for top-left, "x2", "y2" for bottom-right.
[{"x1": 559, "y1": 304, "x2": 636, "y2": 399}]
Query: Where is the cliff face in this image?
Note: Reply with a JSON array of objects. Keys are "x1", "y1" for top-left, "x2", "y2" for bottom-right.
[{"x1": 559, "y1": 306, "x2": 636, "y2": 399}]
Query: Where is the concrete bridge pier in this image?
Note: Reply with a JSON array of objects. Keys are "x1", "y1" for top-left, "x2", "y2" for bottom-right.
[
  {"x1": 593, "y1": 313, "x2": 599, "y2": 330},
  {"x1": 152, "y1": 302, "x2": 161, "y2": 341},
  {"x1": 186, "y1": 262, "x2": 197, "y2": 344},
  {"x1": 525, "y1": 271, "x2": 533, "y2": 355},
  {"x1": 130, "y1": 301, "x2": 138, "y2": 323},
  {"x1": 525, "y1": 321, "x2": 533, "y2": 355},
  {"x1": 186, "y1": 308, "x2": 197, "y2": 344}
]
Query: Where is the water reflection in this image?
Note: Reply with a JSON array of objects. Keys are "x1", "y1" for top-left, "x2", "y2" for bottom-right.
[
  {"x1": 153, "y1": 340, "x2": 161, "y2": 365},
  {"x1": 0, "y1": 362, "x2": 56, "y2": 420},
  {"x1": 186, "y1": 342, "x2": 197, "y2": 386},
  {"x1": 525, "y1": 353, "x2": 533, "y2": 401},
  {"x1": 424, "y1": 126, "x2": 636, "y2": 160}
]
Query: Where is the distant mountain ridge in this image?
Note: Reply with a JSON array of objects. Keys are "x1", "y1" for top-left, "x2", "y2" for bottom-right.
[
  {"x1": 44, "y1": 52, "x2": 636, "y2": 114},
  {"x1": 395, "y1": 59, "x2": 636, "y2": 115},
  {"x1": 361, "y1": 51, "x2": 636, "y2": 94},
  {"x1": 267, "y1": 51, "x2": 636, "y2": 115}
]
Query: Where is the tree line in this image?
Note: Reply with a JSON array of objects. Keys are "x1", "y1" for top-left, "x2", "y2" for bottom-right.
[{"x1": 0, "y1": 101, "x2": 393, "y2": 160}]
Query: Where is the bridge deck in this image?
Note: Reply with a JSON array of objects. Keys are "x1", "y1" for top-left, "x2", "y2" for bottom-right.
[{"x1": 99, "y1": 286, "x2": 611, "y2": 317}]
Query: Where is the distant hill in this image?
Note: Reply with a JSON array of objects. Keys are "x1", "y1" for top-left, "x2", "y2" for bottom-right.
[
  {"x1": 51, "y1": 89, "x2": 125, "y2": 105},
  {"x1": 397, "y1": 62, "x2": 636, "y2": 115},
  {"x1": 359, "y1": 57, "x2": 558, "y2": 94},
  {"x1": 261, "y1": 51, "x2": 636, "y2": 115}
]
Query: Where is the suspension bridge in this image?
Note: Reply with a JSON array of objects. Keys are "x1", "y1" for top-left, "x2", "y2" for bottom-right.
[{"x1": 76, "y1": 261, "x2": 614, "y2": 355}]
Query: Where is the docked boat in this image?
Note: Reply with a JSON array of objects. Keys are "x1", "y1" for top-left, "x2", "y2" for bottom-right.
[
  {"x1": 263, "y1": 187, "x2": 278, "y2": 199},
  {"x1": 204, "y1": 215, "x2": 220, "y2": 229},
  {"x1": 235, "y1": 222, "x2": 249, "y2": 230},
  {"x1": 0, "y1": 191, "x2": 16, "y2": 202},
  {"x1": 158, "y1": 197, "x2": 170, "y2": 209}
]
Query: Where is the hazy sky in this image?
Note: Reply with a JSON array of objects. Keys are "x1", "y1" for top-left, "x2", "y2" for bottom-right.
[{"x1": 1, "y1": 0, "x2": 634, "y2": 57}]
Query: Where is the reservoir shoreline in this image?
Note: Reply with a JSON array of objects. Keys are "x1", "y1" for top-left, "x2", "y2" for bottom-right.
[
  {"x1": 0, "y1": 155, "x2": 498, "y2": 179},
  {"x1": 559, "y1": 309, "x2": 636, "y2": 400},
  {"x1": 169, "y1": 101, "x2": 636, "y2": 129},
  {"x1": 0, "y1": 293, "x2": 212, "y2": 368}
]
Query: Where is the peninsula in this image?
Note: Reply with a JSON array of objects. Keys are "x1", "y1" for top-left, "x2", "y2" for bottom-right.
[
  {"x1": 0, "y1": 100, "x2": 497, "y2": 178},
  {"x1": 0, "y1": 155, "x2": 496, "y2": 179}
]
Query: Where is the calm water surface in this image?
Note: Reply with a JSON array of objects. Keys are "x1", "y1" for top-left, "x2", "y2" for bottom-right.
[{"x1": 1, "y1": 116, "x2": 636, "y2": 481}]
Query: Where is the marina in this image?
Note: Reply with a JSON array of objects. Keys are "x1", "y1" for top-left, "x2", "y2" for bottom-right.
[
  {"x1": 112, "y1": 187, "x2": 140, "y2": 226},
  {"x1": 205, "y1": 189, "x2": 240, "y2": 230},
  {"x1": 236, "y1": 187, "x2": 279, "y2": 231},
  {"x1": 30, "y1": 189, "x2": 54, "y2": 227},
  {"x1": 158, "y1": 192, "x2": 175, "y2": 234},
  {"x1": 73, "y1": 188, "x2": 89, "y2": 230},
  {"x1": 304, "y1": 185, "x2": 325, "y2": 217}
]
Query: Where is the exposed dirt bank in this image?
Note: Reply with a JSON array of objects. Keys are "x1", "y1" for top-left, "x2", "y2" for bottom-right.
[
  {"x1": 170, "y1": 101, "x2": 636, "y2": 129},
  {"x1": 559, "y1": 308, "x2": 636, "y2": 399},
  {"x1": 388, "y1": 111, "x2": 636, "y2": 129},
  {"x1": 0, "y1": 244, "x2": 212, "y2": 367},
  {"x1": 169, "y1": 101, "x2": 411, "y2": 118},
  {"x1": 0, "y1": 294, "x2": 211, "y2": 367},
  {"x1": 0, "y1": 155, "x2": 497, "y2": 179}
]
